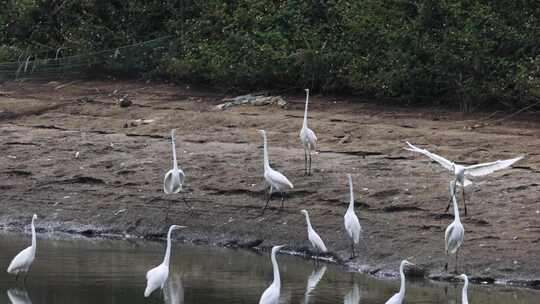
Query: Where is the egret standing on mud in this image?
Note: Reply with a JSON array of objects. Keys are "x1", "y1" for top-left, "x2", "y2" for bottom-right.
[
  {"x1": 384, "y1": 260, "x2": 414, "y2": 304},
  {"x1": 301, "y1": 210, "x2": 328, "y2": 258},
  {"x1": 405, "y1": 142, "x2": 523, "y2": 215},
  {"x1": 259, "y1": 245, "x2": 285, "y2": 304},
  {"x1": 300, "y1": 89, "x2": 317, "y2": 175},
  {"x1": 344, "y1": 174, "x2": 362, "y2": 259},
  {"x1": 163, "y1": 129, "x2": 191, "y2": 215},
  {"x1": 7, "y1": 214, "x2": 38, "y2": 283},
  {"x1": 144, "y1": 225, "x2": 186, "y2": 297},
  {"x1": 458, "y1": 274, "x2": 469, "y2": 304},
  {"x1": 445, "y1": 182, "x2": 465, "y2": 273},
  {"x1": 258, "y1": 130, "x2": 294, "y2": 213}
]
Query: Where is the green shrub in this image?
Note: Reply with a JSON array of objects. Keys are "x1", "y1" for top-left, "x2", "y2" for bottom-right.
[{"x1": 2, "y1": 0, "x2": 540, "y2": 110}]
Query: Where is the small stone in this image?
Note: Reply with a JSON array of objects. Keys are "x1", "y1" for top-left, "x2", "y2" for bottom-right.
[{"x1": 118, "y1": 95, "x2": 132, "y2": 107}]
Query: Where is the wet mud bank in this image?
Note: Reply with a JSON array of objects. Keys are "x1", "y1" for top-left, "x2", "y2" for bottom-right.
[{"x1": 1, "y1": 80, "x2": 539, "y2": 290}]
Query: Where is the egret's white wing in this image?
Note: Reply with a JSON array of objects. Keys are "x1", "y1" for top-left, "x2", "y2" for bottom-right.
[
  {"x1": 7, "y1": 247, "x2": 33, "y2": 274},
  {"x1": 267, "y1": 169, "x2": 294, "y2": 189},
  {"x1": 344, "y1": 212, "x2": 362, "y2": 244},
  {"x1": 405, "y1": 142, "x2": 454, "y2": 171},
  {"x1": 305, "y1": 128, "x2": 317, "y2": 150},
  {"x1": 309, "y1": 230, "x2": 328, "y2": 253},
  {"x1": 444, "y1": 223, "x2": 455, "y2": 252},
  {"x1": 145, "y1": 264, "x2": 168, "y2": 297},
  {"x1": 464, "y1": 156, "x2": 523, "y2": 177}
]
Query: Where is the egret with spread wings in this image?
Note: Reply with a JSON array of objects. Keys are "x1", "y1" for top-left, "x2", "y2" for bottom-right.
[{"x1": 405, "y1": 142, "x2": 523, "y2": 215}]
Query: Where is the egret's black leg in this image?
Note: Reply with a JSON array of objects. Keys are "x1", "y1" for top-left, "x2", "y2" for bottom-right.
[
  {"x1": 308, "y1": 151, "x2": 312, "y2": 175},
  {"x1": 444, "y1": 251, "x2": 449, "y2": 272},
  {"x1": 351, "y1": 241, "x2": 355, "y2": 259},
  {"x1": 15, "y1": 273, "x2": 19, "y2": 282},
  {"x1": 23, "y1": 271, "x2": 29, "y2": 284},
  {"x1": 304, "y1": 149, "x2": 308, "y2": 175},
  {"x1": 280, "y1": 192, "x2": 285, "y2": 209},
  {"x1": 462, "y1": 187, "x2": 468, "y2": 216},
  {"x1": 261, "y1": 192, "x2": 273, "y2": 215}
]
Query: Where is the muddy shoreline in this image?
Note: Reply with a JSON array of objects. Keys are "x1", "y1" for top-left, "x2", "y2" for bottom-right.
[{"x1": 1, "y1": 80, "x2": 539, "y2": 290}]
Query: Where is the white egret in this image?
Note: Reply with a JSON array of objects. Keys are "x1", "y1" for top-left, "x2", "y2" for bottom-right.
[
  {"x1": 343, "y1": 283, "x2": 360, "y2": 304},
  {"x1": 259, "y1": 245, "x2": 285, "y2": 304},
  {"x1": 163, "y1": 129, "x2": 191, "y2": 215},
  {"x1": 405, "y1": 141, "x2": 523, "y2": 215},
  {"x1": 458, "y1": 274, "x2": 469, "y2": 304},
  {"x1": 164, "y1": 273, "x2": 184, "y2": 304},
  {"x1": 384, "y1": 260, "x2": 414, "y2": 304},
  {"x1": 445, "y1": 182, "x2": 464, "y2": 273},
  {"x1": 299, "y1": 89, "x2": 317, "y2": 176},
  {"x1": 7, "y1": 214, "x2": 38, "y2": 283},
  {"x1": 301, "y1": 209, "x2": 328, "y2": 258},
  {"x1": 303, "y1": 265, "x2": 327, "y2": 304},
  {"x1": 258, "y1": 130, "x2": 294, "y2": 213},
  {"x1": 7, "y1": 288, "x2": 32, "y2": 304},
  {"x1": 344, "y1": 174, "x2": 362, "y2": 258},
  {"x1": 144, "y1": 225, "x2": 186, "y2": 297}
]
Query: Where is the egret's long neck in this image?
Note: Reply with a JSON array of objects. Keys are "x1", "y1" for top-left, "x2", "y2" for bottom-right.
[
  {"x1": 461, "y1": 278, "x2": 469, "y2": 304},
  {"x1": 271, "y1": 250, "x2": 281, "y2": 288},
  {"x1": 163, "y1": 227, "x2": 174, "y2": 265},
  {"x1": 398, "y1": 262, "x2": 406, "y2": 298},
  {"x1": 452, "y1": 191, "x2": 460, "y2": 223},
  {"x1": 303, "y1": 92, "x2": 309, "y2": 128},
  {"x1": 171, "y1": 134, "x2": 178, "y2": 170},
  {"x1": 30, "y1": 218, "x2": 36, "y2": 253},
  {"x1": 348, "y1": 175, "x2": 355, "y2": 212},
  {"x1": 262, "y1": 133, "x2": 270, "y2": 171},
  {"x1": 304, "y1": 213, "x2": 313, "y2": 231}
]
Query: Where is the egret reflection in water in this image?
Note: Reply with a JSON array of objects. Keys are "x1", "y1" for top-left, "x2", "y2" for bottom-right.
[
  {"x1": 303, "y1": 265, "x2": 327, "y2": 304},
  {"x1": 343, "y1": 283, "x2": 360, "y2": 304},
  {"x1": 7, "y1": 288, "x2": 32, "y2": 304},
  {"x1": 163, "y1": 273, "x2": 184, "y2": 304}
]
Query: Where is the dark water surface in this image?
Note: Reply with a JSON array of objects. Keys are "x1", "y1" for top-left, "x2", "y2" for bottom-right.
[{"x1": 0, "y1": 233, "x2": 538, "y2": 304}]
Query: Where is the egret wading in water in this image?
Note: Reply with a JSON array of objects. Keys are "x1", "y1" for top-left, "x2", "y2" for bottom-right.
[
  {"x1": 259, "y1": 245, "x2": 285, "y2": 304},
  {"x1": 258, "y1": 130, "x2": 294, "y2": 214},
  {"x1": 299, "y1": 89, "x2": 317, "y2": 176},
  {"x1": 458, "y1": 274, "x2": 469, "y2": 304},
  {"x1": 301, "y1": 209, "x2": 328, "y2": 259},
  {"x1": 384, "y1": 260, "x2": 414, "y2": 304},
  {"x1": 405, "y1": 142, "x2": 523, "y2": 215},
  {"x1": 7, "y1": 214, "x2": 38, "y2": 283},
  {"x1": 445, "y1": 181, "x2": 465, "y2": 273},
  {"x1": 344, "y1": 174, "x2": 362, "y2": 259},
  {"x1": 144, "y1": 225, "x2": 186, "y2": 297},
  {"x1": 163, "y1": 129, "x2": 191, "y2": 216}
]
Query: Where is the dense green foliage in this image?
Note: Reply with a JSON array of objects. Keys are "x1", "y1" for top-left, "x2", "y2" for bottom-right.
[{"x1": 2, "y1": 0, "x2": 540, "y2": 109}]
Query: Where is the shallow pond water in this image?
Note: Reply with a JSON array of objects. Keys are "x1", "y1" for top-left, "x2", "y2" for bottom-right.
[{"x1": 0, "y1": 233, "x2": 538, "y2": 304}]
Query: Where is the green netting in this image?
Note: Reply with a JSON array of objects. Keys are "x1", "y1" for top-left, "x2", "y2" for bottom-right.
[{"x1": 0, "y1": 36, "x2": 172, "y2": 81}]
